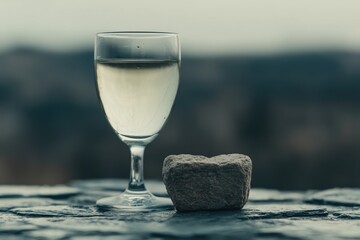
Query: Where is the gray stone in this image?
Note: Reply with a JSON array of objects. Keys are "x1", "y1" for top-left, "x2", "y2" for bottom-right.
[
  {"x1": 24, "y1": 229, "x2": 72, "y2": 240},
  {"x1": 0, "y1": 222, "x2": 38, "y2": 233},
  {"x1": 0, "y1": 185, "x2": 80, "y2": 198},
  {"x1": 10, "y1": 205, "x2": 102, "y2": 217},
  {"x1": 0, "y1": 198, "x2": 64, "y2": 211},
  {"x1": 332, "y1": 208, "x2": 360, "y2": 219},
  {"x1": 162, "y1": 154, "x2": 252, "y2": 212},
  {"x1": 241, "y1": 203, "x2": 328, "y2": 219},
  {"x1": 249, "y1": 189, "x2": 304, "y2": 203},
  {"x1": 1, "y1": 180, "x2": 360, "y2": 240},
  {"x1": 305, "y1": 188, "x2": 360, "y2": 206}
]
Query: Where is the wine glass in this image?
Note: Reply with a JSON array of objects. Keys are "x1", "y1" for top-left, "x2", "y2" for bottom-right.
[{"x1": 94, "y1": 32, "x2": 180, "y2": 211}]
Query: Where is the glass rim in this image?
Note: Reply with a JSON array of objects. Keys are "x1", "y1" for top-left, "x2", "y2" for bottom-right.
[{"x1": 96, "y1": 31, "x2": 178, "y2": 38}]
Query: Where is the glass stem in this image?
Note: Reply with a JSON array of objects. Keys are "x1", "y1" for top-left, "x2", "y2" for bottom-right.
[{"x1": 127, "y1": 144, "x2": 146, "y2": 192}]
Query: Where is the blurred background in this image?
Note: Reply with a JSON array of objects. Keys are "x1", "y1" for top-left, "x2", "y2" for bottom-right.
[{"x1": 0, "y1": 0, "x2": 359, "y2": 189}]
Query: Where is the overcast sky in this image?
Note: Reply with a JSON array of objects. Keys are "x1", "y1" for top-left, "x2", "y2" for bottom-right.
[{"x1": 1, "y1": 0, "x2": 360, "y2": 55}]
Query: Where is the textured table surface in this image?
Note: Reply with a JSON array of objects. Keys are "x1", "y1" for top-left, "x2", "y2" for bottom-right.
[{"x1": 0, "y1": 179, "x2": 360, "y2": 240}]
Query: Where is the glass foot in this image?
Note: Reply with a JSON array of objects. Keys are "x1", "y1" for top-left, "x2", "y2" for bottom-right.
[{"x1": 96, "y1": 190, "x2": 174, "y2": 212}]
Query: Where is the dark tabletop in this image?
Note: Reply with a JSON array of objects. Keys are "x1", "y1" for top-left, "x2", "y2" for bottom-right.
[{"x1": 0, "y1": 179, "x2": 359, "y2": 240}]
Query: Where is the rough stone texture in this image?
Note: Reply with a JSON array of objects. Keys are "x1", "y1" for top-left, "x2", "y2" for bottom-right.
[
  {"x1": 0, "y1": 180, "x2": 360, "y2": 239},
  {"x1": 162, "y1": 154, "x2": 252, "y2": 211}
]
